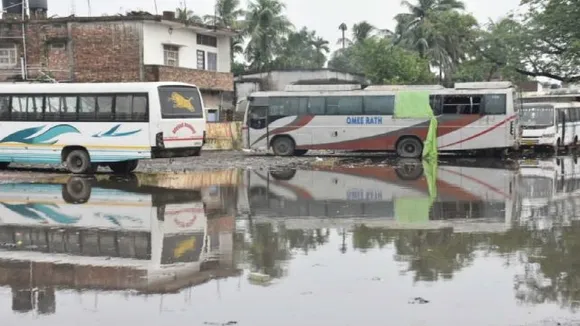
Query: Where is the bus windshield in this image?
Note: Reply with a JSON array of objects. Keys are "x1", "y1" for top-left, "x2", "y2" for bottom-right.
[
  {"x1": 158, "y1": 85, "x2": 203, "y2": 119},
  {"x1": 520, "y1": 106, "x2": 554, "y2": 126}
]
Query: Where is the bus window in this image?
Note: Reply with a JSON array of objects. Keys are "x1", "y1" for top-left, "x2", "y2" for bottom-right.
[
  {"x1": 78, "y1": 96, "x2": 96, "y2": 121},
  {"x1": 483, "y1": 94, "x2": 507, "y2": 115},
  {"x1": 96, "y1": 96, "x2": 113, "y2": 121},
  {"x1": 308, "y1": 97, "x2": 325, "y2": 114},
  {"x1": 158, "y1": 86, "x2": 203, "y2": 119},
  {"x1": 248, "y1": 106, "x2": 267, "y2": 129},
  {"x1": 429, "y1": 95, "x2": 443, "y2": 115},
  {"x1": 326, "y1": 96, "x2": 363, "y2": 115},
  {"x1": 363, "y1": 96, "x2": 394, "y2": 115},
  {"x1": 442, "y1": 95, "x2": 482, "y2": 114},
  {"x1": 0, "y1": 96, "x2": 9, "y2": 120}
]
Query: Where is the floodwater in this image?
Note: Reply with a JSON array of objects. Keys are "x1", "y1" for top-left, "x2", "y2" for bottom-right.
[{"x1": 1, "y1": 157, "x2": 580, "y2": 326}]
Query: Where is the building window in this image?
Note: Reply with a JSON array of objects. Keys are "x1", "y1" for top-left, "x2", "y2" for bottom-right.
[
  {"x1": 196, "y1": 34, "x2": 217, "y2": 47},
  {"x1": 0, "y1": 43, "x2": 17, "y2": 68},
  {"x1": 50, "y1": 42, "x2": 66, "y2": 51},
  {"x1": 163, "y1": 45, "x2": 179, "y2": 67},
  {"x1": 207, "y1": 52, "x2": 217, "y2": 71},
  {"x1": 197, "y1": 50, "x2": 205, "y2": 70}
]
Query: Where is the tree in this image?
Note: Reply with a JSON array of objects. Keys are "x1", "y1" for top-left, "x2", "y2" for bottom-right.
[
  {"x1": 328, "y1": 39, "x2": 435, "y2": 84},
  {"x1": 351, "y1": 21, "x2": 376, "y2": 43},
  {"x1": 175, "y1": 1, "x2": 203, "y2": 25},
  {"x1": 311, "y1": 36, "x2": 330, "y2": 67},
  {"x1": 394, "y1": 0, "x2": 470, "y2": 82},
  {"x1": 244, "y1": 0, "x2": 293, "y2": 71},
  {"x1": 204, "y1": 0, "x2": 246, "y2": 65},
  {"x1": 338, "y1": 23, "x2": 348, "y2": 49},
  {"x1": 478, "y1": 0, "x2": 580, "y2": 82},
  {"x1": 271, "y1": 28, "x2": 330, "y2": 69}
]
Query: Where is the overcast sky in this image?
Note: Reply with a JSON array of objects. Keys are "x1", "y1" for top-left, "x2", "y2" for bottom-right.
[{"x1": 49, "y1": 0, "x2": 522, "y2": 54}]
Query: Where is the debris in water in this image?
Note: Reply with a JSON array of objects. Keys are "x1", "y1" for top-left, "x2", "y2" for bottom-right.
[
  {"x1": 248, "y1": 272, "x2": 271, "y2": 283},
  {"x1": 409, "y1": 297, "x2": 430, "y2": 304}
]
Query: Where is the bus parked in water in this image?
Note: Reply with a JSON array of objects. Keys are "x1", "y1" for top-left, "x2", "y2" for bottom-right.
[
  {"x1": 241, "y1": 82, "x2": 520, "y2": 158},
  {"x1": 519, "y1": 102, "x2": 580, "y2": 151},
  {"x1": 0, "y1": 82, "x2": 206, "y2": 174}
]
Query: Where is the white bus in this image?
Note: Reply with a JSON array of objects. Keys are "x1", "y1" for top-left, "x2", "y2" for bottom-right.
[
  {"x1": 519, "y1": 102, "x2": 580, "y2": 151},
  {"x1": 241, "y1": 82, "x2": 519, "y2": 158},
  {"x1": 0, "y1": 82, "x2": 206, "y2": 174}
]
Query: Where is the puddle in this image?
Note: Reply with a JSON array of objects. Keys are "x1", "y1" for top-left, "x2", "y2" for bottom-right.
[{"x1": 0, "y1": 157, "x2": 580, "y2": 325}]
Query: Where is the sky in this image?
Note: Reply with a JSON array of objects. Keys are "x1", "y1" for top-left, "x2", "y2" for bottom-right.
[{"x1": 48, "y1": 0, "x2": 523, "y2": 54}]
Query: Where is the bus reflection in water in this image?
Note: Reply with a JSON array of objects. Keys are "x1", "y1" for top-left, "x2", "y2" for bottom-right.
[{"x1": 0, "y1": 175, "x2": 239, "y2": 314}]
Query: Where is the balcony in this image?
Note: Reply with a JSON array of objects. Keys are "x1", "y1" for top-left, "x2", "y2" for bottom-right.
[{"x1": 145, "y1": 65, "x2": 234, "y2": 92}]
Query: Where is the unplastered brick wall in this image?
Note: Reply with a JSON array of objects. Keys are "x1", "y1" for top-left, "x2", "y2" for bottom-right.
[
  {"x1": 148, "y1": 65, "x2": 234, "y2": 92},
  {"x1": 72, "y1": 21, "x2": 141, "y2": 82}
]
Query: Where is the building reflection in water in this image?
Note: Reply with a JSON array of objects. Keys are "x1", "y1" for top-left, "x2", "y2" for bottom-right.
[{"x1": 0, "y1": 170, "x2": 242, "y2": 315}]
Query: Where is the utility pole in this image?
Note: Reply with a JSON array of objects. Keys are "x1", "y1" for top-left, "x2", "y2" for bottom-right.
[
  {"x1": 87, "y1": 0, "x2": 91, "y2": 16},
  {"x1": 153, "y1": 0, "x2": 158, "y2": 15}
]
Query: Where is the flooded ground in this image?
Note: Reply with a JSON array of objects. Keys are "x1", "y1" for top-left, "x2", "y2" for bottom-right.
[{"x1": 1, "y1": 153, "x2": 580, "y2": 325}]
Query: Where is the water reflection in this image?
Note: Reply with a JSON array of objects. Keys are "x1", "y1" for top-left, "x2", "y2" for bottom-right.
[
  {"x1": 0, "y1": 172, "x2": 240, "y2": 315},
  {"x1": 237, "y1": 157, "x2": 580, "y2": 315},
  {"x1": 5, "y1": 159, "x2": 580, "y2": 324}
]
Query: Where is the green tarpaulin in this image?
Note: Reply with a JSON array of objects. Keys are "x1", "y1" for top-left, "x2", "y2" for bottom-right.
[
  {"x1": 394, "y1": 159, "x2": 439, "y2": 224},
  {"x1": 393, "y1": 91, "x2": 438, "y2": 160}
]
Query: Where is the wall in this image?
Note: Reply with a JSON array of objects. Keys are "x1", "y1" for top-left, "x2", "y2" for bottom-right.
[
  {"x1": 142, "y1": 22, "x2": 231, "y2": 73},
  {"x1": 145, "y1": 65, "x2": 233, "y2": 92},
  {"x1": 71, "y1": 21, "x2": 142, "y2": 82},
  {"x1": 0, "y1": 20, "x2": 142, "y2": 82}
]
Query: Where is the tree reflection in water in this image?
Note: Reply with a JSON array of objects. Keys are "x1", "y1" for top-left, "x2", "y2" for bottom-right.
[
  {"x1": 237, "y1": 219, "x2": 580, "y2": 311},
  {"x1": 239, "y1": 222, "x2": 330, "y2": 279}
]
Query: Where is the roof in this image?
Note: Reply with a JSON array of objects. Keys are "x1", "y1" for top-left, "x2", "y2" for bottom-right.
[
  {"x1": 236, "y1": 68, "x2": 368, "y2": 79},
  {"x1": 250, "y1": 86, "x2": 514, "y2": 97},
  {"x1": 0, "y1": 14, "x2": 238, "y2": 37},
  {"x1": 0, "y1": 81, "x2": 200, "y2": 93}
]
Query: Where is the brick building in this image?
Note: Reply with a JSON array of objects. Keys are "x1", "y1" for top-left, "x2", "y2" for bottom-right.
[{"x1": 0, "y1": 6, "x2": 237, "y2": 114}]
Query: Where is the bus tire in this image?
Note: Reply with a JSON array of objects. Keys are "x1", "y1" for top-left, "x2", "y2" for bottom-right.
[
  {"x1": 396, "y1": 137, "x2": 423, "y2": 158},
  {"x1": 109, "y1": 160, "x2": 139, "y2": 174},
  {"x1": 65, "y1": 149, "x2": 95, "y2": 174},
  {"x1": 0, "y1": 162, "x2": 9, "y2": 169},
  {"x1": 271, "y1": 136, "x2": 295, "y2": 156},
  {"x1": 62, "y1": 176, "x2": 92, "y2": 204}
]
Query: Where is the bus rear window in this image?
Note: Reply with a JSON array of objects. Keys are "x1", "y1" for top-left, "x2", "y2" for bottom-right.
[{"x1": 158, "y1": 86, "x2": 203, "y2": 119}]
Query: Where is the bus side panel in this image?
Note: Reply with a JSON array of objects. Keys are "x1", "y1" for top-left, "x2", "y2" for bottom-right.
[{"x1": 0, "y1": 122, "x2": 151, "y2": 164}]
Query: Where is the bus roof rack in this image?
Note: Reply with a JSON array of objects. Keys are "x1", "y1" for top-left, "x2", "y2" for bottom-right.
[
  {"x1": 454, "y1": 81, "x2": 513, "y2": 89},
  {"x1": 284, "y1": 84, "x2": 362, "y2": 92},
  {"x1": 364, "y1": 85, "x2": 445, "y2": 91}
]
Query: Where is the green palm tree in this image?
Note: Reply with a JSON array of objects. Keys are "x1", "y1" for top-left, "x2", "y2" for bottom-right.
[
  {"x1": 395, "y1": 0, "x2": 465, "y2": 57},
  {"x1": 352, "y1": 21, "x2": 375, "y2": 43},
  {"x1": 175, "y1": 7, "x2": 203, "y2": 25},
  {"x1": 338, "y1": 22, "x2": 348, "y2": 49},
  {"x1": 244, "y1": 0, "x2": 293, "y2": 71},
  {"x1": 204, "y1": 0, "x2": 246, "y2": 64},
  {"x1": 394, "y1": 0, "x2": 466, "y2": 82},
  {"x1": 311, "y1": 36, "x2": 330, "y2": 67}
]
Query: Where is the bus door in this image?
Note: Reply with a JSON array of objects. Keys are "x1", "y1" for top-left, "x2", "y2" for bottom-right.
[
  {"x1": 246, "y1": 100, "x2": 269, "y2": 151},
  {"x1": 558, "y1": 109, "x2": 566, "y2": 146}
]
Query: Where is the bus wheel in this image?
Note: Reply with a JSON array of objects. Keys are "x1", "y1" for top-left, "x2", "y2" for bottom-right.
[
  {"x1": 271, "y1": 136, "x2": 295, "y2": 156},
  {"x1": 65, "y1": 149, "x2": 95, "y2": 174},
  {"x1": 62, "y1": 176, "x2": 92, "y2": 204},
  {"x1": 109, "y1": 160, "x2": 139, "y2": 174},
  {"x1": 396, "y1": 137, "x2": 423, "y2": 158},
  {"x1": 0, "y1": 162, "x2": 9, "y2": 169}
]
